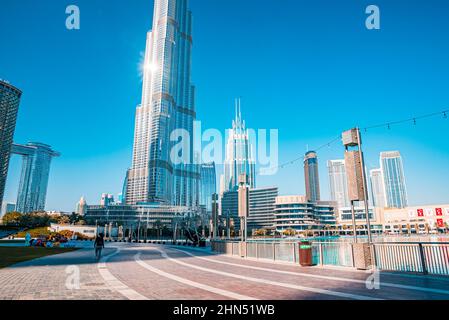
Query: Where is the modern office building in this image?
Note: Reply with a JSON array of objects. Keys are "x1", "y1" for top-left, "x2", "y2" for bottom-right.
[
  {"x1": 221, "y1": 187, "x2": 279, "y2": 235},
  {"x1": 100, "y1": 193, "x2": 115, "y2": 206},
  {"x1": 327, "y1": 160, "x2": 350, "y2": 208},
  {"x1": 369, "y1": 168, "x2": 386, "y2": 208},
  {"x1": 222, "y1": 100, "x2": 256, "y2": 193},
  {"x1": 273, "y1": 195, "x2": 336, "y2": 233},
  {"x1": 304, "y1": 151, "x2": 320, "y2": 202},
  {"x1": 380, "y1": 151, "x2": 408, "y2": 208},
  {"x1": 85, "y1": 203, "x2": 195, "y2": 229},
  {"x1": 75, "y1": 196, "x2": 87, "y2": 216},
  {"x1": 220, "y1": 190, "x2": 239, "y2": 231},
  {"x1": 383, "y1": 204, "x2": 449, "y2": 234},
  {"x1": 125, "y1": 0, "x2": 199, "y2": 207},
  {"x1": 0, "y1": 202, "x2": 16, "y2": 218},
  {"x1": 314, "y1": 201, "x2": 338, "y2": 227},
  {"x1": 12, "y1": 143, "x2": 60, "y2": 213},
  {"x1": 0, "y1": 80, "x2": 22, "y2": 211},
  {"x1": 337, "y1": 206, "x2": 384, "y2": 234},
  {"x1": 199, "y1": 162, "x2": 216, "y2": 215},
  {"x1": 247, "y1": 187, "x2": 278, "y2": 232}
]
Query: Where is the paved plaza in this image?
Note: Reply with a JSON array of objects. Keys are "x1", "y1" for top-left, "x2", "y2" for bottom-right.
[{"x1": 1, "y1": 243, "x2": 449, "y2": 300}]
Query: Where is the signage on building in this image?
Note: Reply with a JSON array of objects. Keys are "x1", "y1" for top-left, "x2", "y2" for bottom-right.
[
  {"x1": 425, "y1": 208, "x2": 433, "y2": 217},
  {"x1": 437, "y1": 219, "x2": 445, "y2": 228},
  {"x1": 436, "y1": 208, "x2": 443, "y2": 216},
  {"x1": 417, "y1": 209, "x2": 424, "y2": 217}
]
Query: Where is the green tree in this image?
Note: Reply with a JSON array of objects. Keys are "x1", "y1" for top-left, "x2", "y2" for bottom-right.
[
  {"x1": 2, "y1": 212, "x2": 23, "y2": 226},
  {"x1": 69, "y1": 212, "x2": 82, "y2": 224},
  {"x1": 57, "y1": 215, "x2": 71, "y2": 225},
  {"x1": 76, "y1": 219, "x2": 86, "y2": 226}
]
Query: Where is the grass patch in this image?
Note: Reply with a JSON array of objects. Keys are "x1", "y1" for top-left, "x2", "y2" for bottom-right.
[
  {"x1": 0, "y1": 247, "x2": 78, "y2": 269},
  {"x1": 15, "y1": 227, "x2": 50, "y2": 238}
]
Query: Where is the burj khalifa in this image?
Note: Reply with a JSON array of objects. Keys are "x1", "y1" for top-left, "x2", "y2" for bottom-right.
[{"x1": 125, "y1": 0, "x2": 199, "y2": 207}]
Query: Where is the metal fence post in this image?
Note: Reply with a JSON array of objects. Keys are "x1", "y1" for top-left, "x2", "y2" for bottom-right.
[
  {"x1": 273, "y1": 243, "x2": 276, "y2": 261},
  {"x1": 351, "y1": 243, "x2": 355, "y2": 268},
  {"x1": 256, "y1": 242, "x2": 258, "y2": 260},
  {"x1": 418, "y1": 243, "x2": 428, "y2": 275},
  {"x1": 371, "y1": 243, "x2": 378, "y2": 270},
  {"x1": 292, "y1": 243, "x2": 296, "y2": 263},
  {"x1": 319, "y1": 243, "x2": 324, "y2": 266}
]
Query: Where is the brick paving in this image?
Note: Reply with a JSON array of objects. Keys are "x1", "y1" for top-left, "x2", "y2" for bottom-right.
[
  {"x1": 0, "y1": 247, "x2": 124, "y2": 300},
  {"x1": 1, "y1": 243, "x2": 448, "y2": 300}
]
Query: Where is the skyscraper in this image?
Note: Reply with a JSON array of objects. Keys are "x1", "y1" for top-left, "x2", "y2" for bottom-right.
[
  {"x1": 199, "y1": 162, "x2": 216, "y2": 215},
  {"x1": 76, "y1": 196, "x2": 87, "y2": 216},
  {"x1": 369, "y1": 168, "x2": 386, "y2": 208},
  {"x1": 304, "y1": 151, "x2": 320, "y2": 202},
  {"x1": 327, "y1": 160, "x2": 350, "y2": 208},
  {"x1": 12, "y1": 142, "x2": 60, "y2": 213},
  {"x1": 380, "y1": 151, "x2": 408, "y2": 209},
  {"x1": 126, "y1": 0, "x2": 199, "y2": 207},
  {"x1": 0, "y1": 80, "x2": 21, "y2": 211},
  {"x1": 223, "y1": 100, "x2": 256, "y2": 192}
]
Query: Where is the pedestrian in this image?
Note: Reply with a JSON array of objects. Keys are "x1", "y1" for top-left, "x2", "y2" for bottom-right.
[{"x1": 94, "y1": 233, "x2": 105, "y2": 260}]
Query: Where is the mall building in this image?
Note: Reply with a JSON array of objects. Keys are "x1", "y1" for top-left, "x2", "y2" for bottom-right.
[{"x1": 383, "y1": 204, "x2": 449, "y2": 234}]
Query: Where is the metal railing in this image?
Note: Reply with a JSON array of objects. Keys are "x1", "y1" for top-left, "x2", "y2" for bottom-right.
[
  {"x1": 211, "y1": 240, "x2": 449, "y2": 276},
  {"x1": 373, "y1": 242, "x2": 449, "y2": 276}
]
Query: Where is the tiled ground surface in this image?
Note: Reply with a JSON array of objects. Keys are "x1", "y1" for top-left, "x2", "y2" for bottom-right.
[{"x1": 1, "y1": 243, "x2": 449, "y2": 300}]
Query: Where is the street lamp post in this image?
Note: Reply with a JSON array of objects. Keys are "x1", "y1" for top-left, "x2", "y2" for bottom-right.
[
  {"x1": 356, "y1": 128, "x2": 373, "y2": 244},
  {"x1": 342, "y1": 128, "x2": 372, "y2": 244}
]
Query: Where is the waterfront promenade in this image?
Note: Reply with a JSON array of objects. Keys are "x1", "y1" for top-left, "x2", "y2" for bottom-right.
[{"x1": 1, "y1": 243, "x2": 449, "y2": 300}]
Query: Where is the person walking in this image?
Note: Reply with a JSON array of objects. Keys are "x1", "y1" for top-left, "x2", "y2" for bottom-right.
[{"x1": 94, "y1": 233, "x2": 105, "y2": 260}]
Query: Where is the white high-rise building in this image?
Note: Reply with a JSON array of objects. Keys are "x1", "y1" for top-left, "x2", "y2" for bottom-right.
[
  {"x1": 369, "y1": 168, "x2": 386, "y2": 208},
  {"x1": 76, "y1": 196, "x2": 87, "y2": 216},
  {"x1": 125, "y1": 0, "x2": 198, "y2": 207},
  {"x1": 223, "y1": 100, "x2": 256, "y2": 192},
  {"x1": 380, "y1": 151, "x2": 408, "y2": 209},
  {"x1": 100, "y1": 194, "x2": 114, "y2": 206},
  {"x1": 327, "y1": 160, "x2": 350, "y2": 208}
]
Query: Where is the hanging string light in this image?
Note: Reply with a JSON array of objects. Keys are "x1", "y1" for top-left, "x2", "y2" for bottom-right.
[{"x1": 256, "y1": 108, "x2": 448, "y2": 176}]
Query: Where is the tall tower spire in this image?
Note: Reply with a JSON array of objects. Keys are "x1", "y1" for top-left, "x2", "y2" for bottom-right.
[{"x1": 126, "y1": 0, "x2": 198, "y2": 207}]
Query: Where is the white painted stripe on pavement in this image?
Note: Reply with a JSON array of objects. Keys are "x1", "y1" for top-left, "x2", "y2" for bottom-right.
[
  {"x1": 154, "y1": 247, "x2": 381, "y2": 300},
  {"x1": 135, "y1": 253, "x2": 257, "y2": 300},
  {"x1": 172, "y1": 248, "x2": 449, "y2": 296},
  {"x1": 98, "y1": 248, "x2": 149, "y2": 300}
]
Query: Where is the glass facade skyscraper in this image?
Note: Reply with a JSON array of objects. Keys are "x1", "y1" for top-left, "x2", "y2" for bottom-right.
[
  {"x1": 12, "y1": 142, "x2": 60, "y2": 213},
  {"x1": 380, "y1": 151, "x2": 408, "y2": 209},
  {"x1": 223, "y1": 100, "x2": 256, "y2": 193},
  {"x1": 0, "y1": 80, "x2": 21, "y2": 211},
  {"x1": 199, "y1": 162, "x2": 216, "y2": 215},
  {"x1": 369, "y1": 168, "x2": 386, "y2": 208},
  {"x1": 304, "y1": 151, "x2": 320, "y2": 202},
  {"x1": 126, "y1": 0, "x2": 199, "y2": 207},
  {"x1": 327, "y1": 159, "x2": 350, "y2": 208},
  {"x1": 247, "y1": 187, "x2": 278, "y2": 232}
]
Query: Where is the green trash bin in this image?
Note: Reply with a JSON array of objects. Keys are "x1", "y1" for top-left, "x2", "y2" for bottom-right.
[{"x1": 299, "y1": 240, "x2": 313, "y2": 266}]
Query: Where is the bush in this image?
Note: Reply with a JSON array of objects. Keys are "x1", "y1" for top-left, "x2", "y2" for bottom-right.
[{"x1": 16, "y1": 227, "x2": 50, "y2": 238}]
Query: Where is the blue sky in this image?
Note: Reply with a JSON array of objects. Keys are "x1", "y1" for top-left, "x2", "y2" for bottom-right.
[{"x1": 1, "y1": 0, "x2": 448, "y2": 211}]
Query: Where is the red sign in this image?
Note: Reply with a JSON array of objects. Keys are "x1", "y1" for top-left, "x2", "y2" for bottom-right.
[
  {"x1": 437, "y1": 219, "x2": 445, "y2": 228},
  {"x1": 417, "y1": 209, "x2": 424, "y2": 217},
  {"x1": 436, "y1": 208, "x2": 443, "y2": 216}
]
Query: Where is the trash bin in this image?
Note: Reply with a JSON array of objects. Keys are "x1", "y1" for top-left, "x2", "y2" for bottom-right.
[{"x1": 299, "y1": 240, "x2": 313, "y2": 267}]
